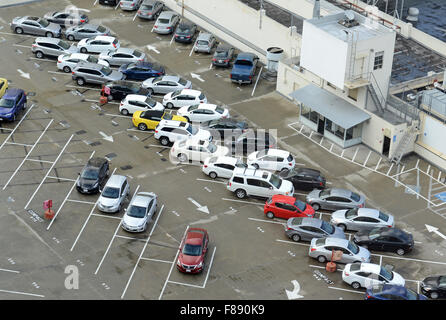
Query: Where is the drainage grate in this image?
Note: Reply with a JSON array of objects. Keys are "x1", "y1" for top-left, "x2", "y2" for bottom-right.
[
  {"x1": 75, "y1": 130, "x2": 87, "y2": 135},
  {"x1": 105, "y1": 153, "x2": 117, "y2": 161},
  {"x1": 90, "y1": 141, "x2": 102, "y2": 147},
  {"x1": 120, "y1": 165, "x2": 133, "y2": 170}
]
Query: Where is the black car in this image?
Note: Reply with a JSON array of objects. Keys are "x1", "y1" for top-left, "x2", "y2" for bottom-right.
[
  {"x1": 420, "y1": 275, "x2": 446, "y2": 299},
  {"x1": 353, "y1": 227, "x2": 414, "y2": 256},
  {"x1": 201, "y1": 118, "x2": 248, "y2": 140},
  {"x1": 212, "y1": 43, "x2": 235, "y2": 67},
  {"x1": 103, "y1": 80, "x2": 150, "y2": 101},
  {"x1": 226, "y1": 130, "x2": 276, "y2": 155},
  {"x1": 99, "y1": 0, "x2": 118, "y2": 5},
  {"x1": 174, "y1": 22, "x2": 197, "y2": 43},
  {"x1": 279, "y1": 168, "x2": 326, "y2": 191},
  {"x1": 76, "y1": 157, "x2": 110, "y2": 194}
]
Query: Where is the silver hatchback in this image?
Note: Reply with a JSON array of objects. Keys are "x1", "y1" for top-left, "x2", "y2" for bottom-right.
[
  {"x1": 141, "y1": 75, "x2": 192, "y2": 95},
  {"x1": 32, "y1": 37, "x2": 78, "y2": 59},
  {"x1": 306, "y1": 188, "x2": 366, "y2": 211},
  {"x1": 194, "y1": 32, "x2": 217, "y2": 53},
  {"x1": 153, "y1": 11, "x2": 179, "y2": 34},
  {"x1": 285, "y1": 217, "x2": 346, "y2": 242},
  {"x1": 11, "y1": 16, "x2": 61, "y2": 37},
  {"x1": 309, "y1": 237, "x2": 371, "y2": 264}
]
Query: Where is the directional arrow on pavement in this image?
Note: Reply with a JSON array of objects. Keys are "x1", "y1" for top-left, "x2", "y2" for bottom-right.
[
  {"x1": 285, "y1": 280, "x2": 304, "y2": 300},
  {"x1": 190, "y1": 73, "x2": 205, "y2": 82},
  {"x1": 99, "y1": 131, "x2": 114, "y2": 142},
  {"x1": 187, "y1": 197, "x2": 209, "y2": 214},
  {"x1": 17, "y1": 69, "x2": 30, "y2": 79},
  {"x1": 426, "y1": 224, "x2": 446, "y2": 240},
  {"x1": 146, "y1": 45, "x2": 160, "y2": 54}
]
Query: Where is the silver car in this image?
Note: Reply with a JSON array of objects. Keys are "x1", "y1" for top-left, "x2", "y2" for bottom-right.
[
  {"x1": 98, "y1": 48, "x2": 146, "y2": 66},
  {"x1": 44, "y1": 10, "x2": 89, "y2": 27},
  {"x1": 122, "y1": 192, "x2": 157, "y2": 232},
  {"x1": 32, "y1": 37, "x2": 78, "y2": 59},
  {"x1": 120, "y1": 0, "x2": 142, "y2": 11},
  {"x1": 141, "y1": 75, "x2": 192, "y2": 95},
  {"x1": 153, "y1": 11, "x2": 179, "y2": 34},
  {"x1": 331, "y1": 208, "x2": 395, "y2": 232},
  {"x1": 71, "y1": 62, "x2": 125, "y2": 86},
  {"x1": 285, "y1": 217, "x2": 346, "y2": 242},
  {"x1": 306, "y1": 188, "x2": 366, "y2": 211},
  {"x1": 64, "y1": 24, "x2": 111, "y2": 41},
  {"x1": 137, "y1": 0, "x2": 163, "y2": 20},
  {"x1": 194, "y1": 32, "x2": 217, "y2": 53},
  {"x1": 11, "y1": 16, "x2": 61, "y2": 37},
  {"x1": 309, "y1": 237, "x2": 371, "y2": 264}
]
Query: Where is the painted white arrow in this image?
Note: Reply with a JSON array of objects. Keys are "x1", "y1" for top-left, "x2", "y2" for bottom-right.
[
  {"x1": 187, "y1": 197, "x2": 209, "y2": 214},
  {"x1": 99, "y1": 131, "x2": 114, "y2": 142},
  {"x1": 285, "y1": 280, "x2": 304, "y2": 300},
  {"x1": 190, "y1": 73, "x2": 205, "y2": 82},
  {"x1": 146, "y1": 45, "x2": 160, "y2": 54},
  {"x1": 17, "y1": 69, "x2": 30, "y2": 79},
  {"x1": 426, "y1": 224, "x2": 446, "y2": 240}
]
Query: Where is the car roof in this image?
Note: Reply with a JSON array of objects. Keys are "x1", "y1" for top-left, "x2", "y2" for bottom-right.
[
  {"x1": 378, "y1": 284, "x2": 409, "y2": 296},
  {"x1": 131, "y1": 192, "x2": 155, "y2": 207},
  {"x1": 35, "y1": 37, "x2": 61, "y2": 44},
  {"x1": 93, "y1": 35, "x2": 115, "y2": 42},
  {"x1": 178, "y1": 21, "x2": 194, "y2": 27},
  {"x1": 185, "y1": 228, "x2": 206, "y2": 245},
  {"x1": 189, "y1": 103, "x2": 218, "y2": 111},
  {"x1": 216, "y1": 43, "x2": 232, "y2": 51},
  {"x1": 181, "y1": 138, "x2": 210, "y2": 148},
  {"x1": 105, "y1": 174, "x2": 127, "y2": 187},
  {"x1": 358, "y1": 263, "x2": 381, "y2": 273},
  {"x1": 233, "y1": 167, "x2": 271, "y2": 179},
  {"x1": 159, "y1": 75, "x2": 180, "y2": 82},
  {"x1": 236, "y1": 52, "x2": 258, "y2": 60},
  {"x1": 124, "y1": 94, "x2": 148, "y2": 101},
  {"x1": 3, "y1": 88, "x2": 24, "y2": 99},
  {"x1": 272, "y1": 194, "x2": 296, "y2": 204},
  {"x1": 159, "y1": 11, "x2": 177, "y2": 18},
  {"x1": 197, "y1": 32, "x2": 213, "y2": 40},
  {"x1": 75, "y1": 62, "x2": 103, "y2": 70},
  {"x1": 326, "y1": 188, "x2": 353, "y2": 198},
  {"x1": 73, "y1": 23, "x2": 98, "y2": 30},
  {"x1": 159, "y1": 119, "x2": 189, "y2": 128},
  {"x1": 374, "y1": 227, "x2": 410, "y2": 239},
  {"x1": 113, "y1": 47, "x2": 135, "y2": 55},
  {"x1": 264, "y1": 149, "x2": 289, "y2": 157},
  {"x1": 178, "y1": 89, "x2": 202, "y2": 96},
  {"x1": 67, "y1": 53, "x2": 89, "y2": 59},
  {"x1": 86, "y1": 157, "x2": 107, "y2": 168},
  {"x1": 322, "y1": 237, "x2": 349, "y2": 247},
  {"x1": 300, "y1": 217, "x2": 323, "y2": 227},
  {"x1": 211, "y1": 156, "x2": 238, "y2": 165},
  {"x1": 296, "y1": 168, "x2": 321, "y2": 176},
  {"x1": 356, "y1": 208, "x2": 380, "y2": 218}
]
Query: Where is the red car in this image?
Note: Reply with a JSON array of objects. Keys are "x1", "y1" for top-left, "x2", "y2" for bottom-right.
[
  {"x1": 264, "y1": 195, "x2": 315, "y2": 219},
  {"x1": 177, "y1": 227, "x2": 209, "y2": 274}
]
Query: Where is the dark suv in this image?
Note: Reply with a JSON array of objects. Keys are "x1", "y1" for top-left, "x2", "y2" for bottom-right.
[
  {"x1": 280, "y1": 168, "x2": 326, "y2": 191},
  {"x1": 76, "y1": 157, "x2": 110, "y2": 194},
  {"x1": 103, "y1": 80, "x2": 150, "y2": 101}
]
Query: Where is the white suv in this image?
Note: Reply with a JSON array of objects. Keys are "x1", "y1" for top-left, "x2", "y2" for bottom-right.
[
  {"x1": 227, "y1": 167, "x2": 294, "y2": 199},
  {"x1": 154, "y1": 119, "x2": 212, "y2": 146}
]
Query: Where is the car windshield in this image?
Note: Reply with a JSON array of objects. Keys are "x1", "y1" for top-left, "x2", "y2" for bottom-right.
[
  {"x1": 188, "y1": 105, "x2": 199, "y2": 111},
  {"x1": 182, "y1": 244, "x2": 202, "y2": 256},
  {"x1": 144, "y1": 97, "x2": 156, "y2": 107},
  {"x1": 346, "y1": 208, "x2": 359, "y2": 219},
  {"x1": 100, "y1": 66, "x2": 112, "y2": 76},
  {"x1": 87, "y1": 55, "x2": 98, "y2": 63},
  {"x1": 379, "y1": 266, "x2": 394, "y2": 281},
  {"x1": 58, "y1": 40, "x2": 70, "y2": 50},
  {"x1": 127, "y1": 205, "x2": 146, "y2": 218},
  {"x1": 158, "y1": 18, "x2": 170, "y2": 24},
  {"x1": 351, "y1": 192, "x2": 361, "y2": 202},
  {"x1": 214, "y1": 50, "x2": 227, "y2": 58},
  {"x1": 102, "y1": 187, "x2": 119, "y2": 199},
  {"x1": 97, "y1": 25, "x2": 106, "y2": 33},
  {"x1": 197, "y1": 40, "x2": 209, "y2": 46},
  {"x1": 38, "y1": 19, "x2": 50, "y2": 27},
  {"x1": 379, "y1": 211, "x2": 390, "y2": 222},
  {"x1": 256, "y1": 149, "x2": 267, "y2": 158},
  {"x1": 171, "y1": 90, "x2": 181, "y2": 98},
  {"x1": 81, "y1": 169, "x2": 98, "y2": 180},
  {"x1": 406, "y1": 288, "x2": 418, "y2": 300},
  {"x1": 269, "y1": 174, "x2": 282, "y2": 189},
  {"x1": 133, "y1": 50, "x2": 142, "y2": 57},
  {"x1": 188, "y1": 125, "x2": 198, "y2": 135},
  {"x1": 178, "y1": 78, "x2": 187, "y2": 86},
  {"x1": 294, "y1": 200, "x2": 306, "y2": 212},
  {"x1": 215, "y1": 106, "x2": 225, "y2": 114},
  {"x1": 177, "y1": 24, "x2": 190, "y2": 32},
  {"x1": 347, "y1": 241, "x2": 360, "y2": 254},
  {"x1": 0, "y1": 98, "x2": 14, "y2": 108},
  {"x1": 368, "y1": 228, "x2": 382, "y2": 240},
  {"x1": 207, "y1": 143, "x2": 217, "y2": 153},
  {"x1": 141, "y1": 4, "x2": 153, "y2": 10},
  {"x1": 162, "y1": 113, "x2": 172, "y2": 120},
  {"x1": 320, "y1": 221, "x2": 335, "y2": 234}
]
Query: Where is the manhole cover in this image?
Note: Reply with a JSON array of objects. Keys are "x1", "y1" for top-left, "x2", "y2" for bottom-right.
[
  {"x1": 120, "y1": 165, "x2": 133, "y2": 170},
  {"x1": 90, "y1": 141, "x2": 102, "y2": 147},
  {"x1": 76, "y1": 130, "x2": 87, "y2": 135},
  {"x1": 105, "y1": 153, "x2": 117, "y2": 161}
]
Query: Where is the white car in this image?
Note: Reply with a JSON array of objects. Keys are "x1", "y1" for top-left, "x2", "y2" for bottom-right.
[
  {"x1": 154, "y1": 119, "x2": 212, "y2": 146},
  {"x1": 247, "y1": 149, "x2": 295, "y2": 172},
  {"x1": 119, "y1": 94, "x2": 164, "y2": 115},
  {"x1": 170, "y1": 138, "x2": 229, "y2": 163},
  {"x1": 177, "y1": 103, "x2": 230, "y2": 123},
  {"x1": 342, "y1": 262, "x2": 405, "y2": 289},
  {"x1": 122, "y1": 192, "x2": 157, "y2": 233},
  {"x1": 57, "y1": 53, "x2": 109, "y2": 73},
  {"x1": 97, "y1": 174, "x2": 130, "y2": 213},
  {"x1": 202, "y1": 156, "x2": 252, "y2": 179},
  {"x1": 162, "y1": 89, "x2": 207, "y2": 109},
  {"x1": 77, "y1": 36, "x2": 120, "y2": 54}
]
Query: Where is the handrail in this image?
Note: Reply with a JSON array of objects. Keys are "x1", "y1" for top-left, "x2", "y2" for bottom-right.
[{"x1": 369, "y1": 72, "x2": 386, "y2": 109}]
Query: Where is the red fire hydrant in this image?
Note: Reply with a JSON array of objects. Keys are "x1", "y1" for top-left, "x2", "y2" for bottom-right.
[{"x1": 43, "y1": 200, "x2": 55, "y2": 220}]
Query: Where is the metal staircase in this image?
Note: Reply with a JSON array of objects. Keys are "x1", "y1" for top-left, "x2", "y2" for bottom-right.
[
  {"x1": 367, "y1": 73, "x2": 386, "y2": 114},
  {"x1": 390, "y1": 124, "x2": 420, "y2": 164}
]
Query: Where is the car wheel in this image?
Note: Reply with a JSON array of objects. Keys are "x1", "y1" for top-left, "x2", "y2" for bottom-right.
[
  {"x1": 430, "y1": 291, "x2": 439, "y2": 299},
  {"x1": 311, "y1": 203, "x2": 320, "y2": 211},
  {"x1": 67, "y1": 35, "x2": 75, "y2": 41},
  {"x1": 291, "y1": 234, "x2": 301, "y2": 242},
  {"x1": 166, "y1": 102, "x2": 174, "y2": 109},
  {"x1": 209, "y1": 171, "x2": 217, "y2": 179},
  {"x1": 120, "y1": 108, "x2": 129, "y2": 116},
  {"x1": 396, "y1": 248, "x2": 405, "y2": 256},
  {"x1": 80, "y1": 47, "x2": 88, "y2": 53},
  {"x1": 76, "y1": 78, "x2": 85, "y2": 86},
  {"x1": 351, "y1": 282, "x2": 361, "y2": 290},
  {"x1": 184, "y1": 117, "x2": 190, "y2": 123},
  {"x1": 138, "y1": 123, "x2": 147, "y2": 131},
  {"x1": 338, "y1": 224, "x2": 347, "y2": 232},
  {"x1": 177, "y1": 153, "x2": 187, "y2": 162},
  {"x1": 159, "y1": 137, "x2": 169, "y2": 146},
  {"x1": 63, "y1": 66, "x2": 71, "y2": 73},
  {"x1": 317, "y1": 255, "x2": 327, "y2": 263},
  {"x1": 35, "y1": 51, "x2": 44, "y2": 59},
  {"x1": 147, "y1": 88, "x2": 154, "y2": 95},
  {"x1": 107, "y1": 95, "x2": 113, "y2": 101},
  {"x1": 266, "y1": 211, "x2": 274, "y2": 219},
  {"x1": 252, "y1": 163, "x2": 259, "y2": 169},
  {"x1": 235, "y1": 189, "x2": 246, "y2": 199},
  {"x1": 45, "y1": 31, "x2": 54, "y2": 38},
  {"x1": 15, "y1": 27, "x2": 24, "y2": 34},
  {"x1": 280, "y1": 168, "x2": 290, "y2": 174}
]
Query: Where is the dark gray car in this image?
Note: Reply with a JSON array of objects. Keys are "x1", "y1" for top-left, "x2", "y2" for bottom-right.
[
  {"x1": 137, "y1": 0, "x2": 163, "y2": 20},
  {"x1": 285, "y1": 217, "x2": 346, "y2": 242},
  {"x1": 306, "y1": 188, "x2": 366, "y2": 211},
  {"x1": 11, "y1": 16, "x2": 61, "y2": 37},
  {"x1": 64, "y1": 24, "x2": 111, "y2": 41},
  {"x1": 212, "y1": 44, "x2": 235, "y2": 67}
]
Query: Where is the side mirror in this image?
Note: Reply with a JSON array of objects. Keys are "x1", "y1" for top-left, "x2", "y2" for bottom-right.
[
  {"x1": 78, "y1": 172, "x2": 80, "y2": 175},
  {"x1": 124, "y1": 208, "x2": 127, "y2": 212},
  {"x1": 269, "y1": 187, "x2": 273, "y2": 190}
]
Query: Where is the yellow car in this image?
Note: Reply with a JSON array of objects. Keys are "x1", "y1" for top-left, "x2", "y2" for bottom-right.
[
  {"x1": 0, "y1": 78, "x2": 8, "y2": 98},
  {"x1": 132, "y1": 110, "x2": 187, "y2": 131}
]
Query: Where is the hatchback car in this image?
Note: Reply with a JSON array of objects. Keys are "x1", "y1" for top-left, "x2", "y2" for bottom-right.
[
  {"x1": 163, "y1": 89, "x2": 207, "y2": 109},
  {"x1": 353, "y1": 227, "x2": 414, "y2": 256},
  {"x1": 212, "y1": 44, "x2": 235, "y2": 67},
  {"x1": 201, "y1": 118, "x2": 248, "y2": 141},
  {"x1": 119, "y1": 94, "x2": 164, "y2": 115},
  {"x1": 247, "y1": 148, "x2": 295, "y2": 172},
  {"x1": 279, "y1": 167, "x2": 326, "y2": 191},
  {"x1": 264, "y1": 195, "x2": 314, "y2": 219},
  {"x1": 285, "y1": 217, "x2": 345, "y2": 242},
  {"x1": 32, "y1": 37, "x2": 78, "y2": 59},
  {"x1": 57, "y1": 53, "x2": 109, "y2": 73},
  {"x1": 420, "y1": 275, "x2": 446, "y2": 299},
  {"x1": 142, "y1": 75, "x2": 192, "y2": 95},
  {"x1": 132, "y1": 110, "x2": 186, "y2": 131},
  {"x1": 77, "y1": 36, "x2": 120, "y2": 54},
  {"x1": 99, "y1": 48, "x2": 146, "y2": 66},
  {"x1": 194, "y1": 33, "x2": 216, "y2": 53},
  {"x1": 119, "y1": 61, "x2": 165, "y2": 80},
  {"x1": 177, "y1": 227, "x2": 209, "y2": 273},
  {"x1": 44, "y1": 10, "x2": 88, "y2": 27},
  {"x1": 72, "y1": 62, "x2": 124, "y2": 86},
  {"x1": 120, "y1": 0, "x2": 142, "y2": 11},
  {"x1": 306, "y1": 188, "x2": 366, "y2": 211},
  {"x1": 171, "y1": 138, "x2": 229, "y2": 163},
  {"x1": 154, "y1": 120, "x2": 212, "y2": 145},
  {"x1": 331, "y1": 208, "x2": 394, "y2": 232},
  {"x1": 202, "y1": 156, "x2": 250, "y2": 179},
  {"x1": 365, "y1": 284, "x2": 427, "y2": 300},
  {"x1": 154, "y1": 11, "x2": 179, "y2": 34},
  {"x1": 226, "y1": 130, "x2": 276, "y2": 155},
  {"x1": 122, "y1": 192, "x2": 157, "y2": 232},
  {"x1": 0, "y1": 89, "x2": 27, "y2": 122},
  {"x1": 103, "y1": 81, "x2": 150, "y2": 101},
  {"x1": 0, "y1": 78, "x2": 9, "y2": 99},
  {"x1": 342, "y1": 262, "x2": 405, "y2": 289},
  {"x1": 174, "y1": 21, "x2": 197, "y2": 43},
  {"x1": 76, "y1": 157, "x2": 109, "y2": 194},
  {"x1": 11, "y1": 16, "x2": 61, "y2": 37},
  {"x1": 309, "y1": 237, "x2": 371, "y2": 264},
  {"x1": 64, "y1": 24, "x2": 111, "y2": 41},
  {"x1": 97, "y1": 174, "x2": 130, "y2": 213},
  {"x1": 177, "y1": 104, "x2": 229, "y2": 123},
  {"x1": 137, "y1": 0, "x2": 164, "y2": 20}
]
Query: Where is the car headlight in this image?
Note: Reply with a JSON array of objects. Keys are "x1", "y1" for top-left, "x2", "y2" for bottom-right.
[
  {"x1": 5, "y1": 112, "x2": 12, "y2": 116},
  {"x1": 422, "y1": 286, "x2": 432, "y2": 291},
  {"x1": 176, "y1": 259, "x2": 181, "y2": 266},
  {"x1": 93, "y1": 182, "x2": 99, "y2": 188},
  {"x1": 196, "y1": 262, "x2": 203, "y2": 268}
]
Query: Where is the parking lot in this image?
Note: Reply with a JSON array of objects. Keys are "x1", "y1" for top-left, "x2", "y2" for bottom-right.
[{"x1": 1, "y1": 0, "x2": 446, "y2": 301}]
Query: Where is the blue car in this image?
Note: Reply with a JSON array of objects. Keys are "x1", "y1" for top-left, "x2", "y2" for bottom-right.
[
  {"x1": 0, "y1": 88, "x2": 27, "y2": 122},
  {"x1": 365, "y1": 284, "x2": 427, "y2": 300},
  {"x1": 119, "y1": 61, "x2": 165, "y2": 80}
]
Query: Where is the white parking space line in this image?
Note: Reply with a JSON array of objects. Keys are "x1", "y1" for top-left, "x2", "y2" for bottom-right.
[
  {"x1": 309, "y1": 264, "x2": 343, "y2": 271},
  {"x1": 105, "y1": 113, "x2": 129, "y2": 118},
  {"x1": 47, "y1": 176, "x2": 77, "y2": 182},
  {"x1": 293, "y1": 192, "x2": 307, "y2": 196},
  {"x1": 91, "y1": 213, "x2": 122, "y2": 220},
  {"x1": 47, "y1": 71, "x2": 68, "y2": 76},
  {"x1": 93, "y1": 0, "x2": 99, "y2": 5},
  {"x1": 84, "y1": 98, "x2": 119, "y2": 105},
  {"x1": 0, "y1": 31, "x2": 35, "y2": 38},
  {"x1": 12, "y1": 44, "x2": 31, "y2": 49},
  {"x1": 26, "y1": 158, "x2": 54, "y2": 164},
  {"x1": 169, "y1": 34, "x2": 175, "y2": 46},
  {"x1": 328, "y1": 287, "x2": 364, "y2": 294},
  {"x1": 0, "y1": 268, "x2": 20, "y2": 274},
  {"x1": 133, "y1": 12, "x2": 138, "y2": 21},
  {"x1": 115, "y1": 1, "x2": 121, "y2": 10},
  {"x1": 65, "y1": 85, "x2": 102, "y2": 91},
  {"x1": 189, "y1": 44, "x2": 195, "y2": 57},
  {"x1": 140, "y1": 257, "x2": 174, "y2": 264},
  {"x1": 167, "y1": 281, "x2": 203, "y2": 289},
  {"x1": 3, "y1": 119, "x2": 54, "y2": 190},
  {"x1": 196, "y1": 178, "x2": 226, "y2": 184},
  {"x1": 4, "y1": 142, "x2": 33, "y2": 147},
  {"x1": 248, "y1": 217, "x2": 285, "y2": 225},
  {"x1": 0, "y1": 289, "x2": 44, "y2": 298},
  {"x1": 221, "y1": 198, "x2": 263, "y2": 205},
  {"x1": 67, "y1": 199, "x2": 96, "y2": 205},
  {"x1": 251, "y1": 66, "x2": 263, "y2": 97},
  {"x1": 115, "y1": 235, "x2": 147, "y2": 241},
  {"x1": 0, "y1": 104, "x2": 34, "y2": 152},
  {"x1": 371, "y1": 253, "x2": 446, "y2": 266},
  {"x1": 276, "y1": 239, "x2": 310, "y2": 247}
]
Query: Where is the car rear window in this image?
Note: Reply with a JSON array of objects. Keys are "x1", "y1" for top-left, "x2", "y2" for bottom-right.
[
  {"x1": 141, "y1": 4, "x2": 153, "y2": 10},
  {"x1": 232, "y1": 176, "x2": 244, "y2": 184},
  {"x1": 351, "y1": 192, "x2": 361, "y2": 202},
  {"x1": 315, "y1": 238, "x2": 325, "y2": 246},
  {"x1": 177, "y1": 24, "x2": 190, "y2": 32},
  {"x1": 320, "y1": 221, "x2": 334, "y2": 234},
  {"x1": 158, "y1": 18, "x2": 170, "y2": 24},
  {"x1": 347, "y1": 241, "x2": 359, "y2": 254},
  {"x1": 290, "y1": 217, "x2": 303, "y2": 225},
  {"x1": 197, "y1": 40, "x2": 209, "y2": 45},
  {"x1": 287, "y1": 155, "x2": 293, "y2": 162},
  {"x1": 178, "y1": 78, "x2": 187, "y2": 86},
  {"x1": 235, "y1": 59, "x2": 253, "y2": 66},
  {"x1": 97, "y1": 25, "x2": 106, "y2": 33},
  {"x1": 199, "y1": 93, "x2": 205, "y2": 100},
  {"x1": 162, "y1": 113, "x2": 172, "y2": 120},
  {"x1": 214, "y1": 50, "x2": 227, "y2": 58},
  {"x1": 133, "y1": 50, "x2": 142, "y2": 57},
  {"x1": 350, "y1": 263, "x2": 361, "y2": 271},
  {"x1": 215, "y1": 106, "x2": 225, "y2": 114},
  {"x1": 378, "y1": 211, "x2": 389, "y2": 222},
  {"x1": 127, "y1": 205, "x2": 146, "y2": 218}
]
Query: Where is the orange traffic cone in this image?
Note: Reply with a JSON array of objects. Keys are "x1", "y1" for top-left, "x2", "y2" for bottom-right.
[{"x1": 44, "y1": 209, "x2": 55, "y2": 220}]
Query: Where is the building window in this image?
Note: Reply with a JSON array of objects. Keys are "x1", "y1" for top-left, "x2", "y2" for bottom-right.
[
  {"x1": 346, "y1": 125, "x2": 362, "y2": 141},
  {"x1": 325, "y1": 119, "x2": 334, "y2": 134},
  {"x1": 374, "y1": 51, "x2": 384, "y2": 70},
  {"x1": 301, "y1": 104, "x2": 318, "y2": 124}
]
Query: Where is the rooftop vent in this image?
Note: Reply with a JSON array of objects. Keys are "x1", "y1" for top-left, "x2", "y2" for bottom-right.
[{"x1": 338, "y1": 10, "x2": 359, "y2": 28}]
